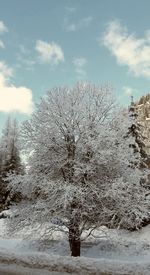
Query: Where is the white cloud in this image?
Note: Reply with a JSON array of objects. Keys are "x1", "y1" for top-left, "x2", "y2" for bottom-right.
[
  {"x1": 0, "y1": 21, "x2": 8, "y2": 49},
  {"x1": 0, "y1": 61, "x2": 13, "y2": 78},
  {"x1": 102, "y1": 20, "x2": 150, "y2": 78},
  {"x1": 73, "y1": 57, "x2": 87, "y2": 77},
  {"x1": 0, "y1": 21, "x2": 8, "y2": 34},
  {"x1": 0, "y1": 62, "x2": 33, "y2": 114},
  {"x1": 65, "y1": 6, "x2": 76, "y2": 13},
  {"x1": 17, "y1": 55, "x2": 35, "y2": 69},
  {"x1": 81, "y1": 17, "x2": 93, "y2": 27},
  {"x1": 64, "y1": 16, "x2": 93, "y2": 32},
  {"x1": 35, "y1": 40, "x2": 64, "y2": 64},
  {"x1": 123, "y1": 86, "x2": 135, "y2": 96},
  {"x1": 17, "y1": 45, "x2": 36, "y2": 71},
  {"x1": 66, "y1": 23, "x2": 77, "y2": 32},
  {"x1": 0, "y1": 40, "x2": 5, "y2": 49}
]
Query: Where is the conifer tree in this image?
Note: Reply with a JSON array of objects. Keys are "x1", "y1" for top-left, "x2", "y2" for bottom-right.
[
  {"x1": 127, "y1": 96, "x2": 148, "y2": 169},
  {"x1": 107, "y1": 97, "x2": 150, "y2": 230},
  {"x1": 0, "y1": 118, "x2": 23, "y2": 211}
]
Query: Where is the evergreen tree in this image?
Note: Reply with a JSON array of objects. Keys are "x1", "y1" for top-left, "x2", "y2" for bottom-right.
[
  {"x1": 0, "y1": 117, "x2": 23, "y2": 212},
  {"x1": 127, "y1": 96, "x2": 148, "y2": 169},
  {"x1": 107, "y1": 98, "x2": 150, "y2": 230}
]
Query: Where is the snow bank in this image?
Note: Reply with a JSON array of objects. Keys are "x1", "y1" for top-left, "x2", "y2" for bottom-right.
[
  {"x1": 0, "y1": 250, "x2": 150, "y2": 275},
  {"x1": 0, "y1": 218, "x2": 6, "y2": 237}
]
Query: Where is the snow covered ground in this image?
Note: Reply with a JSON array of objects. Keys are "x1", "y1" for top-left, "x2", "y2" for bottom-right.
[{"x1": 0, "y1": 219, "x2": 150, "y2": 274}]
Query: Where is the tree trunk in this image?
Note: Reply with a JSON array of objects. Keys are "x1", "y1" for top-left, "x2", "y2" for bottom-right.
[{"x1": 69, "y1": 222, "x2": 81, "y2": 257}]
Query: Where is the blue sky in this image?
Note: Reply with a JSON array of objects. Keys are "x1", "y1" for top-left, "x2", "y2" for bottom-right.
[{"x1": 1, "y1": 0, "x2": 150, "y2": 131}]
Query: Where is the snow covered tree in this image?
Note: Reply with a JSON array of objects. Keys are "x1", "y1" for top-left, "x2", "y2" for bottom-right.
[
  {"x1": 127, "y1": 96, "x2": 148, "y2": 169},
  {"x1": 7, "y1": 83, "x2": 150, "y2": 256},
  {"x1": 0, "y1": 118, "x2": 23, "y2": 211},
  {"x1": 106, "y1": 99, "x2": 150, "y2": 230}
]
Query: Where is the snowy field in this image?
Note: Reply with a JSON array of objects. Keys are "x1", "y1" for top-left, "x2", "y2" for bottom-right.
[{"x1": 0, "y1": 219, "x2": 150, "y2": 274}]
